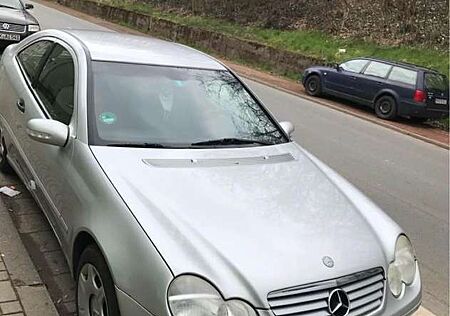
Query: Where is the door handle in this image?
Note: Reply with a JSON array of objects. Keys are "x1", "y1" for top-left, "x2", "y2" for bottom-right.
[{"x1": 16, "y1": 98, "x2": 25, "y2": 113}]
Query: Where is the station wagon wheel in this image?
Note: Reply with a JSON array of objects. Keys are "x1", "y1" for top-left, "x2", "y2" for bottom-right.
[
  {"x1": 375, "y1": 95, "x2": 397, "y2": 120},
  {"x1": 76, "y1": 245, "x2": 120, "y2": 316},
  {"x1": 305, "y1": 75, "x2": 322, "y2": 97},
  {"x1": 0, "y1": 136, "x2": 13, "y2": 174}
]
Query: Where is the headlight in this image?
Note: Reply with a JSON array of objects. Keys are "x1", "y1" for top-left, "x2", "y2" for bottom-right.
[
  {"x1": 168, "y1": 275, "x2": 257, "y2": 316},
  {"x1": 28, "y1": 25, "x2": 40, "y2": 32},
  {"x1": 388, "y1": 235, "x2": 417, "y2": 297}
]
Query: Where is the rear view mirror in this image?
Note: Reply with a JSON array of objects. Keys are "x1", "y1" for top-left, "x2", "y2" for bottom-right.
[
  {"x1": 279, "y1": 121, "x2": 295, "y2": 137},
  {"x1": 27, "y1": 119, "x2": 69, "y2": 147},
  {"x1": 25, "y1": 3, "x2": 34, "y2": 9}
]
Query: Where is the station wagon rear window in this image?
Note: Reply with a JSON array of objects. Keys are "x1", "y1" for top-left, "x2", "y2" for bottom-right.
[
  {"x1": 388, "y1": 67, "x2": 417, "y2": 86},
  {"x1": 425, "y1": 73, "x2": 449, "y2": 91}
]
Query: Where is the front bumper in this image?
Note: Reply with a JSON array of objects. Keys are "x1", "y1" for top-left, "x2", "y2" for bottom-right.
[
  {"x1": 0, "y1": 31, "x2": 36, "y2": 48},
  {"x1": 116, "y1": 286, "x2": 154, "y2": 316},
  {"x1": 261, "y1": 264, "x2": 421, "y2": 316}
]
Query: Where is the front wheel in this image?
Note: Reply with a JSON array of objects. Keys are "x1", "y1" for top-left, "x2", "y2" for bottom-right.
[
  {"x1": 305, "y1": 75, "x2": 322, "y2": 97},
  {"x1": 76, "y1": 245, "x2": 120, "y2": 316},
  {"x1": 375, "y1": 95, "x2": 397, "y2": 120}
]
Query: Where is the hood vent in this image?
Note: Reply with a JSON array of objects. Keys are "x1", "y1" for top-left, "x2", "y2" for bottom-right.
[{"x1": 143, "y1": 153, "x2": 295, "y2": 168}]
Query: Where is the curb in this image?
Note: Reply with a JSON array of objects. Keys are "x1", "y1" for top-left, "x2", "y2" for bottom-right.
[
  {"x1": 235, "y1": 73, "x2": 450, "y2": 150},
  {"x1": 0, "y1": 197, "x2": 58, "y2": 316}
]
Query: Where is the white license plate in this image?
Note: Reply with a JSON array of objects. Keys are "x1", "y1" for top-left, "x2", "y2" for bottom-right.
[
  {"x1": 435, "y1": 99, "x2": 448, "y2": 105},
  {"x1": 0, "y1": 33, "x2": 20, "y2": 41}
]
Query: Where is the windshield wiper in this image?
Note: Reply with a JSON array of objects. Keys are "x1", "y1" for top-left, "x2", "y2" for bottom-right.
[
  {"x1": 191, "y1": 138, "x2": 272, "y2": 147},
  {"x1": 106, "y1": 143, "x2": 167, "y2": 148},
  {"x1": 0, "y1": 5, "x2": 18, "y2": 9}
]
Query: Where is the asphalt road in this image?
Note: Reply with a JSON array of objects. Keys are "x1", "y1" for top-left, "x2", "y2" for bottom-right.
[{"x1": 13, "y1": 2, "x2": 450, "y2": 315}]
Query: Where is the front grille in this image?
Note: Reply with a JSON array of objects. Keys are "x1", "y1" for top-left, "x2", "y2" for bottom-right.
[
  {"x1": 268, "y1": 268, "x2": 385, "y2": 316},
  {"x1": 0, "y1": 22, "x2": 26, "y2": 33}
]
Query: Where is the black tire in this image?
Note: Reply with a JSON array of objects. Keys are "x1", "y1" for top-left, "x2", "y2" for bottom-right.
[
  {"x1": 0, "y1": 137, "x2": 13, "y2": 174},
  {"x1": 76, "y1": 244, "x2": 120, "y2": 316},
  {"x1": 374, "y1": 95, "x2": 397, "y2": 120},
  {"x1": 305, "y1": 75, "x2": 322, "y2": 97}
]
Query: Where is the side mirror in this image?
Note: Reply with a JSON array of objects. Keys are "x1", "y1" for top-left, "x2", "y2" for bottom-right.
[
  {"x1": 26, "y1": 119, "x2": 69, "y2": 147},
  {"x1": 279, "y1": 121, "x2": 295, "y2": 137},
  {"x1": 25, "y1": 3, "x2": 34, "y2": 9},
  {"x1": 335, "y1": 63, "x2": 340, "y2": 71}
]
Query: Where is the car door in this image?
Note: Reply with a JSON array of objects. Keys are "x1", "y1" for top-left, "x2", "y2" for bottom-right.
[
  {"x1": 356, "y1": 61, "x2": 393, "y2": 103},
  {"x1": 12, "y1": 39, "x2": 78, "y2": 243},
  {"x1": 324, "y1": 59, "x2": 368, "y2": 97},
  {"x1": 0, "y1": 40, "x2": 53, "y2": 174}
]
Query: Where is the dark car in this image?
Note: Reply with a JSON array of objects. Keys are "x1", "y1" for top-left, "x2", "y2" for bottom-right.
[
  {"x1": 302, "y1": 57, "x2": 449, "y2": 120},
  {"x1": 0, "y1": 0, "x2": 40, "y2": 48}
]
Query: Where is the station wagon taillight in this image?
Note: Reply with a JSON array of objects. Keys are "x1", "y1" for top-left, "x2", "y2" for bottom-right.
[{"x1": 413, "y1": 90, "x2": 426, "y2": 103}]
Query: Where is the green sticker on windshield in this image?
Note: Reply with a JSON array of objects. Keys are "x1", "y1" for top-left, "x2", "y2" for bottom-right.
[
  {"x1": 174, "y1": 80, "x2": 185, "y2": 87},
  {"x1": 98, "y1": 112, "x2": 117, "y2": 125}
]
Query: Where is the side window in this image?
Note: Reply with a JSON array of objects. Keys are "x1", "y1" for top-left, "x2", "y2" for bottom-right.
[
  {"x1": 364, "y1": 62, "x2": 392, "y2": 78},
  {"x1": 388, "y1": 67, "x2": 418, "y2": 85},
  {"x1": 340, "y1": 60, "x2": 368, "y2": 73},
  {"x1": 18, "y1": 41, "x2": 53, "y2": 82},
  {"x1": 35, "y1": 44, "x2": 75, "y2": 125}
]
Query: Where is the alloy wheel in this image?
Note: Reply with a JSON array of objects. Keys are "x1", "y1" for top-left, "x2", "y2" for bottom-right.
[{"x1": 77, "y1": 263, "x2": 108, "y2": 316}]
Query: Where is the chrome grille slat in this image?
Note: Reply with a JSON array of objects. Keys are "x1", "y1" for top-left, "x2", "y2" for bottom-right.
[
  {"x1": 348, "y1": 299, "x2": 382, "y2": 316},
  {"x1": 268, "y1": 268, "x2": 385, "y2": 316},
  {"x1": 271, "y1": 299, "x2": 328, "y2": 315},
  {"x1": 269, "y1": 290, "x2": 329, "y2": 307},
  {"x1": 342, "y1": 274, "x2": 383, "y2": 292},
  {"x1": 0, "y1": 22, "x2": 26, "y2": 33},
  {"x1": 349, "y1": 290, "x2": 383, "y2": 309},
  {"x1": 347, "y1": 281, "x2": 383, "y2": 300}
]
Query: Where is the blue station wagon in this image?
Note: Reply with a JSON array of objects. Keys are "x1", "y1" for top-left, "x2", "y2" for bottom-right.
[{"x1": 302, "y1": 58, "x2": 449, "y2": 121}]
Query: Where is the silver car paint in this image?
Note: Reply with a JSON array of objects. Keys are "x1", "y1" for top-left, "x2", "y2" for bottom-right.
[{"x1": 0, "y1": 29, "x2": 421, "y2": 316}]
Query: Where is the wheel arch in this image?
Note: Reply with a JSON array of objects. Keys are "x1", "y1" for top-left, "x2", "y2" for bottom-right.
[
  {"x1": 304, "y1": 70, "x2": 323, "y2": 83},
  {"x1": 72, "y1": 230, "x2": 108, "y2": 279},
  {"x1": 373, "y1": 89, "x2": 400, "y2": 108}
]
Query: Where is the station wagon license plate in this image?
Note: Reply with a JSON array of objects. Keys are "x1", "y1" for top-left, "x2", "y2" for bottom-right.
[
  {"x1": 0, "y1": 33, "x2": 20, "y2": 42},
  {"x1": 435, "y1": 99, "x2": 448, "y2": 105}
]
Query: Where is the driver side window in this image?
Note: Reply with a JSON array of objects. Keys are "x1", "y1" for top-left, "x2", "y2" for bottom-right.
[
  {"x1": 340, "y1": 60, "x2": 368, "y2": 73},
  {"x1": 34, "y1": 44, "x2": 75, "y2": 125}
]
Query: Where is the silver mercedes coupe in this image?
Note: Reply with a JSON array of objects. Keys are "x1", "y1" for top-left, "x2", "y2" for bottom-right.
[{"x1": 0, "y1": 30, "x2": 421, "y2": 316}]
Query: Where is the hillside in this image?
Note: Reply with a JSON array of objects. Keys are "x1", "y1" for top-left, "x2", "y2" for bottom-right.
[{"x1": 135, "y1": 0, "x2": 449, "y2": 50}]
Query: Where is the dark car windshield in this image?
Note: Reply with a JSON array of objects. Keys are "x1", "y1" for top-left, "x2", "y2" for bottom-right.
[
  {"x1": 89, "y1": 62, "x2": 287, "y2": 148},
  {"x1": 0, "y1": 0, "x2": 23, "y2": 9},
  {"x1": 425, "y1": 73, "x2": 449, "y2": 92}
]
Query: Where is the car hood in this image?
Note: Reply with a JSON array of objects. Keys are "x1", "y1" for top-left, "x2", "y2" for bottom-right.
[
  {"x1": 304, "y1": 66, "x2": 335, "y2": 73},
  {"x1": 0, "y1": 8, "x2": 37, "y2": 25},
  {"x1": 91, "y1": 142, "x2": 401, "y2": 308}
]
